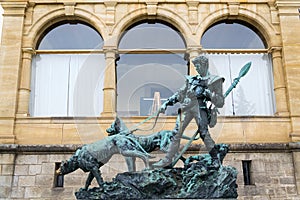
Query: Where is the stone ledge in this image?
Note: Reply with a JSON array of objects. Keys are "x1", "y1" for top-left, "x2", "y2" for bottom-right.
[
  {"x1": 0, "y1": 144, "x2": 82, "y2": 153},
  {"x1": 0, "y1": 143, "x2": 299, "y2": 154},
  {"x1": 188, "y1": 143, "x2": 300, "y2": 153}
]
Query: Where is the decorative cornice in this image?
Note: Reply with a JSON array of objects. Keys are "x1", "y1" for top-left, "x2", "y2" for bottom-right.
[
  {"x1": 1, "y1": 2, "x2": 28, "y2": 16},
  {"x1": 275, "y1": 0, "x2": 300, "y2": 8}
]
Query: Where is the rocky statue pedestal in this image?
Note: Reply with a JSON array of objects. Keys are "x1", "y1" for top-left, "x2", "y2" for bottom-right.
[{"x1": 75, "y1": 149, "x2": 238, "y2": 200}]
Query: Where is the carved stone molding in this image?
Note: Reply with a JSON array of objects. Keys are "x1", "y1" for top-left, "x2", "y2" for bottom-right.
[
  {"x1": 64, "y1": 2, "x2": 76, "y2": 16},
  {"x1": 268, "y1": 1, "x2": 280, "y2": 24},
  {"x1": 104, "y1": 1, "x2": 117, "y2": 25},
  {"x1": 228, "y1": 2, "x2": 240, "y2": 17},
  {"x1": 269, "y1": 46, "x2": 283, "y2": 59},
  {"x1": 1, "y1": 2, "x2": 28, "y2": 17},
  {"x1": 103, "y1": 47, "x2": 118, "y2": 59},
  {"x1": 187, "y1": 1, "x2": 199, "y2": 25},
  {"x1": 146, "y1": 2, "x2": 158, "y2": 16}
]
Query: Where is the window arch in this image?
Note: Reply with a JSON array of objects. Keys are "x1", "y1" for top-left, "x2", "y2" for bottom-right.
[
  {"x1": 30, "y1": 21, "x2": 105, "y2": 117},
  {"x1": 201, "y1": 21, "x2": 275, "y2": 116},
  {"x1": 118, "y1": 21, "x2": 186, "y2": 49},
  {"x1": 37, "y1": 21, "x2": 103, "y2": 50},
  {"x1": 201, "y1": 21, "x2": 266, "y2": 49},
  {"x1": 117, "y1": 21, "x2": 187, "y2": 116}
]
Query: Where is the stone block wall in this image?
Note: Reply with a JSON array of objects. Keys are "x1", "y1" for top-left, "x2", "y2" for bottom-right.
[
  {"x1": 0, "y1": 144, "x2": 300, "y2": 199},
  {"x1": 0, "y1": 154, "x2": 15, "y2": 199},
  {"x1": 0, "y1": 149, "x2": 159, "y2": 199},
  {"x1": 224, "y1": 152, "x2": 299, "y2": 199},
  {"x1": 7, "y1": 153, "x2": 78, "y2": 200}
]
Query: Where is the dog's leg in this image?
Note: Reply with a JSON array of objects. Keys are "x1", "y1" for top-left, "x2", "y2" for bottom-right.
[
  {"x1": 91, "y1": 166, "x2": 104, "y2": 188},
  {"x1": 84, "y1": 172, "x2": 94, "y2": 190},
  {"x1": 122, "y1": 151, "x2": 149, "y2": 169},
  {"x1": 125, "y1": 157, "x2": 136, "y2": 172}
]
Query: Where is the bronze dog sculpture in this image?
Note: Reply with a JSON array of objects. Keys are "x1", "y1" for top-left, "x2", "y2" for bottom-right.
[
  {"x1": 106, "y1": 117, "x2": 187, "y2": 171},
  {"x1": 56, "y1": 132, "x2": 152, "y2": 190}
]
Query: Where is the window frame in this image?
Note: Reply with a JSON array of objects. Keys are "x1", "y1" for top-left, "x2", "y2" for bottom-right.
[
  {"x1": 201, "y1": 21, "x2": 274, "y2": 116},
  {"x1": 30, "y1": 21, "x2": 105, "y2": 117},
  {"x1": 116, "y1": 21, "x2": 188, "y2": 117}
]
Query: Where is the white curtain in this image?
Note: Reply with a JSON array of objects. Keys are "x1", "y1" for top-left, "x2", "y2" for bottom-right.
[
  {"x1": 207, "y1": 53, "x2": 275, "y2": 116},
  {"x1": 30, "y1": 54, "x2": 105, "y2": 117}
]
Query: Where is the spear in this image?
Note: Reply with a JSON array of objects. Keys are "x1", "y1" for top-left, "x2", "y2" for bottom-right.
[{"x1": 223, "y1": 61, "x2": 252, "y2": 98}]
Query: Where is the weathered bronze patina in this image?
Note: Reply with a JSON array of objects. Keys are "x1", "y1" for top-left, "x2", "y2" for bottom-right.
[{"x1": 58, "y1": 55, "x2": 251, "y2": 199}]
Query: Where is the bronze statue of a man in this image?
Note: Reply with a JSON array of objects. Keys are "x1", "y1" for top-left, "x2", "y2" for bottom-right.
[{"x1": 153, "y1": 55, "x2": 225, "y2": 168}]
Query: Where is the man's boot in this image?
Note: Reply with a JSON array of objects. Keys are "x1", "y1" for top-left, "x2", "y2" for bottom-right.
[
  {"x1": 209, "y1": 145, "x2": 221, "y2": 169},
  {"x1": 201, "y1": 131, "x2": 220, "y2": 169}
]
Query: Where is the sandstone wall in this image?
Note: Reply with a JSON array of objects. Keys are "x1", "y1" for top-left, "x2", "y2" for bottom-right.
[{"x1": 0, "y1": 0, "x2": 296, "y2": 145}]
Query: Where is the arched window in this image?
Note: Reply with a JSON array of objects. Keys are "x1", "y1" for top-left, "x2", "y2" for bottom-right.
[
  {"x1": 201, "y1": 21, "x2": 275, "y2": 116},
  {"x1": 30, "y1": 21, "x2": 105, "y2": 117},
  {"x1": 117, "y1": 21, "x2": 187, "y2": 116}
]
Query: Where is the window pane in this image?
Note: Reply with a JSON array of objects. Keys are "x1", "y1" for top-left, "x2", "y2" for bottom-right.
[
  {"x1": 119, "y1": 22, "x2": 185, "y2": 49},
  {"x1": 69, "y1": 54, "x2": 105, "y2": 116},
  {"x1": 117, "y1": 54, "x2": 187, "y2": 116},
  {"x1": 201, "y1": 23, "x2": 266, "y2": 49},
  {"x1": 30, "y1": 54, "x2": 105, "y2": 117},
  {"x1": 207, "y1": 53, "x2": 275, "y2": 116},
  {"x1": 38, "y1": 23, "x2": 103, "y2": 50},
  {"x1": 30, "y1": 55, "x2": 69, "y2": 116}
]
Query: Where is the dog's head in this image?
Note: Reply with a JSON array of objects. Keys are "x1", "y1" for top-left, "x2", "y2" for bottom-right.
[
  {"x1": 56, "y1": 160, "x2": 68, "y2": 175},
  {"x1": 106, "y1": 116, "x2": 129, "y2": 136},
  {"x1": 56, "y1": 158, "x2": 79, "y2": 175}
]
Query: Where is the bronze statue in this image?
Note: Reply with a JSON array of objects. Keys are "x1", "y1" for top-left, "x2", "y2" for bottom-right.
[
  {"x1": 61, "y1": 55, "x2": 251, "y2": 199},
  {"x1": 59, "y1": 55, "x2": 252, "y2": 199},
  {"x1": 56, "y1": 133, "x2": 153, "y2": 190},
  {"x1": 153, "y1": 55, "x2": 225, "y2": 168}
]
